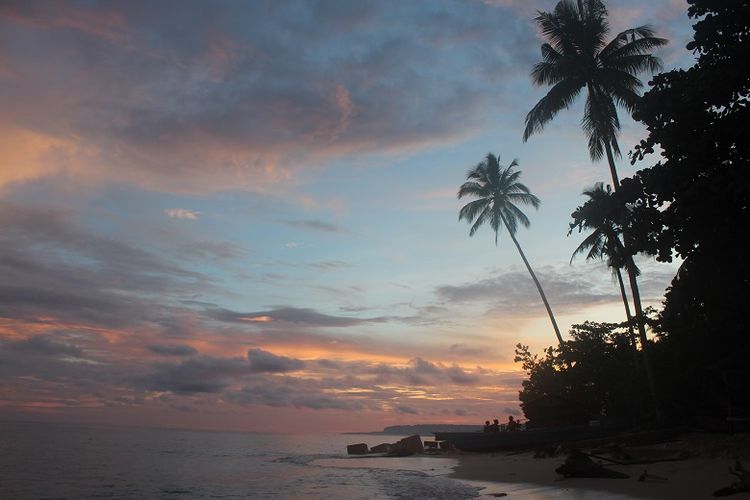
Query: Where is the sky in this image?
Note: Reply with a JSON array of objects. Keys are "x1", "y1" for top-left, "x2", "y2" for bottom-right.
[{"x1": 0, "y1": 0, "x2": 696, "y2": 433}]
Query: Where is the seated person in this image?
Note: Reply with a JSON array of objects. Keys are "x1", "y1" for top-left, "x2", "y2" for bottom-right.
[
  {"x1": 482, "y1": 420, "x2": 491, "y2": 432},
  {"x1": 507, "y1": 415, "x2": 519, "y2": 431},
  {"x1": 489, "y1": 419, "x2": 500, "y2": 432}
]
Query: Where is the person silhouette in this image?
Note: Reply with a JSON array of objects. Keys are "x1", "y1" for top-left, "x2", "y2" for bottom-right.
[
  {"x1": 489, "y1": 419, "x2": 500, "y2": 432},
  {"x1": 507, "y1": 415, "x2": 519, "y2": 431}
]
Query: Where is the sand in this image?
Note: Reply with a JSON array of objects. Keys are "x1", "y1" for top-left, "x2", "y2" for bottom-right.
[{"x1": 446, "y1": 432, "x2": 750, "y2": 499}]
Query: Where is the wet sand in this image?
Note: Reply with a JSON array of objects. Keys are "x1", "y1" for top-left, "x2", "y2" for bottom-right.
[{"x1": 447, "y1": 432, "x2": 749, "y2": 499}]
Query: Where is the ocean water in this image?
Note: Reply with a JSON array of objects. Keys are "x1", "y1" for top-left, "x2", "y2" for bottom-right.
[{"x1": 0, "y1": 421, "x2": 482, "y2": 500}]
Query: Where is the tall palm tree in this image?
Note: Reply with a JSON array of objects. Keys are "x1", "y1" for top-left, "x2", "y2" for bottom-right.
[
  {"x1": 523, "y1": 0, "x2": 665, "y2": 420},
  {"x1": 458, "y1": 153, "x2": 564, "y2": 349},
  {"x1": 568, "y1": 183, "x2": 639, "y2": 359},
  {"x1": 523, "y1": 0, "x2": 667, "y2": 189}
]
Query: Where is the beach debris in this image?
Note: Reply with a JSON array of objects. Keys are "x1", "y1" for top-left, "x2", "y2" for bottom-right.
[
  {"x1": 713, "y1": 460, "x2": 750, "y2": 497},
  {"x1": 347, "y1": 443, "x2": 369, "y2": 455},
  {"x1": 533, "y1": 444, "x2": 563, "y2": 458},
  {"x1": 555, "y1": 450, "x2": 629, "y2": 479},
  {"x1": 638, "y1": 469, "x2": 667, "y2": 482}
]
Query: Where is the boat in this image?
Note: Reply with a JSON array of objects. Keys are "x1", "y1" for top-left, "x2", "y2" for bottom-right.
[{"x1": 433, "y1": 423, "x2": 633, "y2": 452}]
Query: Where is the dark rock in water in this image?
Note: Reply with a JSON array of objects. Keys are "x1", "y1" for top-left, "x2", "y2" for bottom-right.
[
  {"x1": 347, "y1": 443, "x2": 369, "y2": 455},
  {"x1": 370, "y1": 443, "x2": 392, "y2": 453},
  {"x1": 394, "y1": 434, "x2": 424, "y2": 455},
  {"x1": 387, "y1": 447, "x2": 414, "y2": 457},
  {"x1": 556, "y1": 450, "x2": 629, "y2": 479}
]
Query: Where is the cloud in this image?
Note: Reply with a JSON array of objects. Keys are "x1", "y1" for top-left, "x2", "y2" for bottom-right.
[
  {"x1": 7, "y1": 334, "x2": 83, "y2": 359},
  {"x1": 208, "y1": 306, "x2": 387, "y2": 327},
  {"x1": 0, "y1": 202, "x2": 210, "y2": 329},
  {"x1": 247, "y1": 348, "x2": 305, "y2": 373},
  {"x1": 165, "y1": 208, "x2": 200, "y2": 220},
  {"x1": 276, "y1": 219, "x2": 347, "y2": 233},
  {"x1": 148, "y1": 344, "x2": 198, "y2": 357},
  {"x1": 0, "y1": 0, "x2": 530, "y2": 194},
  {"x1": 179, "y1": 240, "x2": 247, "y2": 261},
  {"x1": 435, "y1": 265, "x2": 621, "y2": 315},
  {"x1": 395, "y1": 404, "x2": 419, "y2": 414},
  {"x1": 139, "y1": 356, "x2": 251, "y2": 394},
  {"x1": 228, "y1": 382, "x2": 363, "y2": 410}
]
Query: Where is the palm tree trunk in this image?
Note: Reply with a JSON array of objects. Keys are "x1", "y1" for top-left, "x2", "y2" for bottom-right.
[
  {"x1": 604, "y1": 141, "x2": 621, "y2": 190},
  {"x1": 604, "y1": 140, "x2": 662, "y2": 423},
  {"x1": 624, "y1": 255, "x2": 662, "y2": 422},
  {"x1": 501, "y1": 215, "x2": 565, "y2": 349},
  {"x1": 615, "y1": 267, "x2": 640, "y2": 367}
]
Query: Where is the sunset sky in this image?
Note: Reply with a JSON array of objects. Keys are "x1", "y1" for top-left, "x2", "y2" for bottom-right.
[{"x1": 0, "y1": 0, "x2": 695, "y2": 433}]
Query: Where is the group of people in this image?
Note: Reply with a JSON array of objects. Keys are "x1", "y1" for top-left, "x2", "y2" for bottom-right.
[{"x1": 482, "y1": 415, "x2": 520, "y2": 433}]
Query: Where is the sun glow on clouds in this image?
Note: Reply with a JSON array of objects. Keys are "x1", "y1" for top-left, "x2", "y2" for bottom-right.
[
  {"x1": 165, "y1": 208, "x2": 200, "y2": 220},
  {"x1": 239, "y1": 315, "x2": 273, "y2": 323},
  {"x1": 0, "y1": 0, "x2": 689, "y2": 432}
]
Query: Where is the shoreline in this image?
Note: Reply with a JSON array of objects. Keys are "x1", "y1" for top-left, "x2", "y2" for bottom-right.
[{"x1": 444, "y1": 432, "x2": 750, "y2": 499}]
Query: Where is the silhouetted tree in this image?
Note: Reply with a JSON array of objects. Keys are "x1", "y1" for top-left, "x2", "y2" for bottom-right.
[
  {"x1": 515, "y1": 321, "x2": 640, "y2": 425},
  {"x1": 569, "y1": 183, "x2": 639, "y2": 359},
  {"x1": 523, "y1": 0, "x2": 666, "y2": 420},
  {"x1": 458, "y1": 154, "x2": 564, "y2": 348},
  {"x1": 524, "y1": 0, "x2": 666, "y2": 188},
  {"x1": 623, "y1": 0, "x2": 750, "y2": 417}
]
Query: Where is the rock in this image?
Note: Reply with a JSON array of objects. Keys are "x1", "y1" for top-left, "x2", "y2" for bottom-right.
[
  {"x1": 387, "y1": 447, "x2": 414, "y2": 457},
  {"x1": 347, "y1": 443, "x2": 369, "y2": 455},
  {"x1": 395, "y1": 434, "x2": 424, "y2": 455},
  {"x1": 370, "y1": 443, "x2": 392, "y2": 453},
  {"x1": 555, "y1": 450, "x2": 629, "y2": 479}
]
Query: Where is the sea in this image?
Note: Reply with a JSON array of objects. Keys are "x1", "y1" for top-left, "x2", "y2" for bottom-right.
[{"x1": 0, "y1": 420, "x2": 485, "y2": 500}]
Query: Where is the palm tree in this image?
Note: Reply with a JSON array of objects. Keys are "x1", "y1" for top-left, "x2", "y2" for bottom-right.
[
  {"x1": 523, "y1": 0, "x2": 665, "y2": 421},
  {"x1": 568, "y1": 183, "x2": 639, "y2": 359},
  {"x1": 523, "y1": 0, "x2": 667, "y2": 189},
  {"x1": 458, "y1": 153, "x2": 564, "y2": 348}
]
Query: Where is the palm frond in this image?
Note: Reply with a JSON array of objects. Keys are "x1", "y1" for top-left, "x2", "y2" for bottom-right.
[
  {"x1": 599, "y1": 72, "x2": 643, "y2": 114},
  {"x1": 582, "y1": 86, "x2": 620, "y2": 160},
  {"x1": 457, "y1": 155, "x2": 539, "y2": 243},
  {"x1": 524, "y1": 78, "x2": 584, "y2": 141},
  {"x1": 469, "y1": 206, "x2": 492, "y2": 237},
  {"x1": 458, "y1": 198, "x2": 490, "y2": 223},
  {"x1": 508, "y1": 203, "x2": 532, "y2": 229},
  {"x1": 457, "y1": 181, "x2": 487, "y2": 199}
]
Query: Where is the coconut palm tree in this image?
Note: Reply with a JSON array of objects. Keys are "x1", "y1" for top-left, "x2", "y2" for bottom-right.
[
  {"x1": 568, "y1": 183, "x2": 639, "y2": 357},
  {"x1": 458, "y1": 153, "x2": 564, "y2": 348},
  {"x1": 523, "y1": 0, "x2": 665, "y2": 420},
  {"x1": 523, "y1": 0, "x2": 666, "y2": 189}
]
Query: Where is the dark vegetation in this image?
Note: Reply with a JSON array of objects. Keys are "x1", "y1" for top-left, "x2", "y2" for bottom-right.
[{"x1": 513, "y1": 0, "x2": 750, "y2": 427}]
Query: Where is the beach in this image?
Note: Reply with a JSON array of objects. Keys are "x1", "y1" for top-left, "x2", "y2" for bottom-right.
[{"x1": 447, "y1": 432, "x2": 750, "y2": 499}]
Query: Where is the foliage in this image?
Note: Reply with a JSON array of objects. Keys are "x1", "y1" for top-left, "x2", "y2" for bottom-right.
[
  {"x1": 457, "y1": 154, "x2": 540, "y2": 242},
  {"x1": 515, "y1": 321, "x2": 644, "y2": 425},
  {"x1": 620, "y1": 0, "x2": 750, "y2": 417},
  {"x1": 524, "y1": 0, "x2": 667, "y2": 172}
]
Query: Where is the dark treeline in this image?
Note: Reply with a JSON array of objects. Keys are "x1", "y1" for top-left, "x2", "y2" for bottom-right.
[{"x1": 515, "y1": 0, "x2": 750, "y2": 427}]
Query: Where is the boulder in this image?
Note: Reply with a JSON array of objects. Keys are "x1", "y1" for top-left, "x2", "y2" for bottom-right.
[
  {"x1": 370, "y1": 443, "x2": 392, "y2": 453},
  {"x1": 395, "y1": 434, "x2": 424, "y2": 455},
  {"x1": 347, "y1": 443, "x2": 369, "y2": 455}
]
